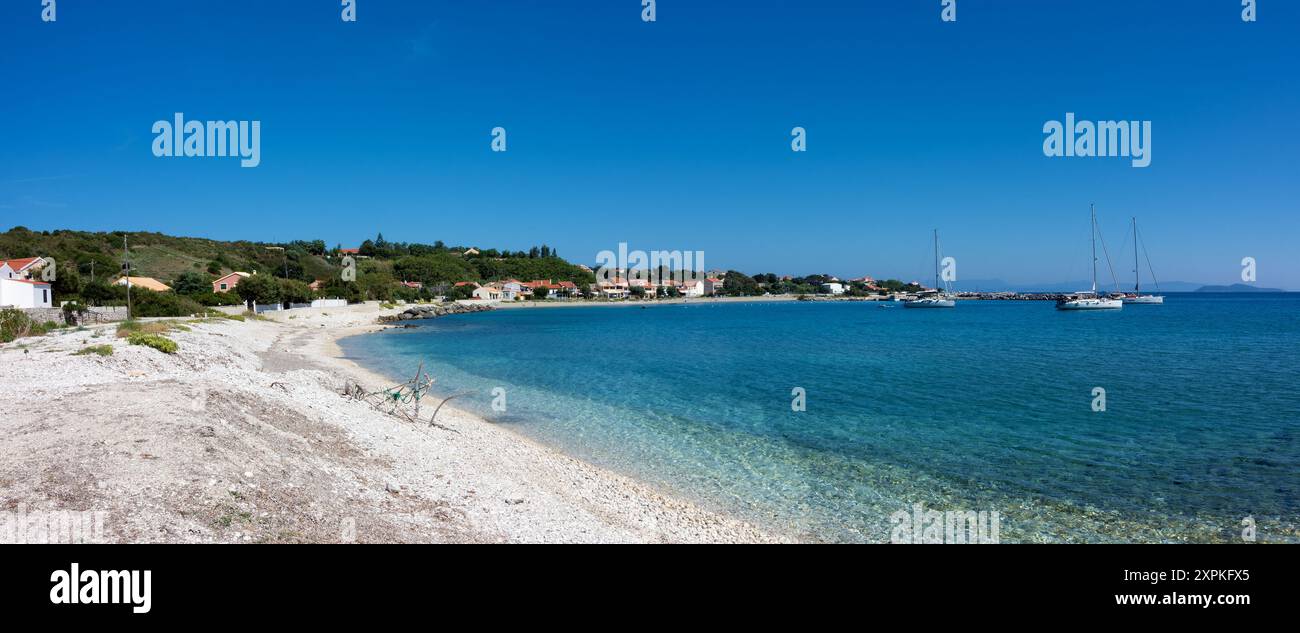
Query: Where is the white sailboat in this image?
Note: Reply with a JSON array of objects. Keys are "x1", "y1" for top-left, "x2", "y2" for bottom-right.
[
  {"x1": 1057, "y1": 205, "x2": 1123, "y2": 311},
  {"x1": 1121, "y1": 217, "x2": 1164, "y2": 305},
  {"x1": 904, "y1": 229, "x2": 956, "y2": 308}
]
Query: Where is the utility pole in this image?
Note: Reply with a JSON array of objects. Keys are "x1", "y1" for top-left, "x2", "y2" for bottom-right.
[{"x1": 123, "y1": 235, "x2": 132, "y2": 318}]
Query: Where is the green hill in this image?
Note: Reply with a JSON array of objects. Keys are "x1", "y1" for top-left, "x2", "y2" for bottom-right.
[{"x1": 0, "y1": 226, "x2": 595, "y2": 306}]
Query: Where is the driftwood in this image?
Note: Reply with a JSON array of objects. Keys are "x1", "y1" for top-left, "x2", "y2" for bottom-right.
[{"x1": 342, "y1": 361, "x2": 463, "y2": 433}]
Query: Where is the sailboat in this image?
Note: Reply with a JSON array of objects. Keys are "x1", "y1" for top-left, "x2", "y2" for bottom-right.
[
  {"x1": 1121, "y1": 217, "x2": 1164, "y2": 305},
  {"x1": 904, "y1": 229, "x2": 956, "y2": 308},
  {"x1": 1056, "y1": 205, "x2": 1123, "y2": 310}
]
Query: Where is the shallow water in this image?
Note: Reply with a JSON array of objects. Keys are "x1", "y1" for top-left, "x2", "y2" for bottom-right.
[{"x1": 340, "y1": 295, "x2": 1300, "y2": 542}]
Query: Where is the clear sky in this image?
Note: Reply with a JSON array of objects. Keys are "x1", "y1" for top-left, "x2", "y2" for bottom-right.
[{"x1": 2, "y1": 1, "x2": 1297, "y2": 288}]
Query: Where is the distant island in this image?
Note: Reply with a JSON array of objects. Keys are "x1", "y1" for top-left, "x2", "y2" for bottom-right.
[{"x1": 1195, "y1": 283, "x2": 1284, "y2": 293}]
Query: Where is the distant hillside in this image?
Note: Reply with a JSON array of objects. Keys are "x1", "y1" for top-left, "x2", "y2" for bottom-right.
[
  {"x1": 0, "y1": 226, "x2": 336, "y2": 285},
  {"x1": 0, "y1": 226, "x2": 595, "y2": 304},
  {"x1": 1195, "y1": 283, "x2": 1284, "y2": 293}
]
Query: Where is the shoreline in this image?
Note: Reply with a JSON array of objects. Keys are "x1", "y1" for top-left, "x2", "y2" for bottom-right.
[{"x1": 0, "y1": 303, "x2": 787, "y2": 543}]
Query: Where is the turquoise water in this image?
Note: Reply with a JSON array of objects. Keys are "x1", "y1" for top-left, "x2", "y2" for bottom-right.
[{"x1": 340, "y1": 295, "x2": 1300, "y2": 542}]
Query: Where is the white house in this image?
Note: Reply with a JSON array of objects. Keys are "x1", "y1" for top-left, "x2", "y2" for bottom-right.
[
  {"x1": 0, "y1": 277, "x2": 52, "y2": 308},
  {"x1": 821, "y1": 282, "x2": 846, "y2": 295},
  {"x1": 1, "y1": 257, "x2": 48, "y2": 280},
  {"x1": 679, "y1": 280, "x2": 705, "y2": 298},
  {"x1": 472, "y1": 284, "x2": 502, "y2": 301}
]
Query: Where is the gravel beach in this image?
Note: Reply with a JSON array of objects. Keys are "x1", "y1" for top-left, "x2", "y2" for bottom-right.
[{"x1": 0, "y1": 303, "x2": 784, "y2": 543}]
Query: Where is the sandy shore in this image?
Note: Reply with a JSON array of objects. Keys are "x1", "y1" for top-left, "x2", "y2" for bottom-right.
[{"x1": 0, "y1": 303, "x2": 785, "y2": 543}]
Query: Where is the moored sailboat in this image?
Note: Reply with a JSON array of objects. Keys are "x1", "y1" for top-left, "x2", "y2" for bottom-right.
[
  {"x1": 1121, "y1": 216, "x2": 1164, "y2": 305},
  {"x1": 1057, "y1": 205, "x2": 1122, "y2": 311},
  {"x1": 903, "y1": 229, "x2": 956, "y2": 308}
]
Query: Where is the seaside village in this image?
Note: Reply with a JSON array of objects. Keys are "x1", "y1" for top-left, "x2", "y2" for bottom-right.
[{"x1": 2, "y1": 241, "x2": 949, "y2": 337}]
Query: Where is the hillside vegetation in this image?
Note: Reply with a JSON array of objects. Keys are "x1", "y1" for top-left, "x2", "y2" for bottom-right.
[{"x1": 0, "y1": 226, "x2": 595, "y2": 311}]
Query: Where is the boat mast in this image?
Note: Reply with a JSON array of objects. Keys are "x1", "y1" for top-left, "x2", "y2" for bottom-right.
[
  {"x1": 1090, "y1": 204, "x2": 1098, "y2": 294},
  {"x1": 933, "y1": 229, "x2": 940, "y2": 294},
  {"x1": 1132, "y1": 216, "x2": 1139, "y2": 293}
]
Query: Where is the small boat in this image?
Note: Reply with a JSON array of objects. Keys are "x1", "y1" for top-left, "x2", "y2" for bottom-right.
[
  {"x1": 903, "y1": 229, "x2": 956, "y2": 309},
  {"x1": 1121, "y1": 216, "x2": 1164, "y2": 305},
  {"x1": 1057, "y1": 205, "x2": 1122, "y2": 311}
]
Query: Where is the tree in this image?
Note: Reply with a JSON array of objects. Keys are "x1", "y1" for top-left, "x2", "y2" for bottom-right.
[
  {"x1": 721, "y1": 271, "x2": 759, "y2": 296},
  {"x1": 172, "y1": 271, "x2": 210, "y2": 295},
  {"x1": 279, "y1": 279, "x2": 313, "y2": 305},
  {"x1": 236, "y1": 273, "x2": 281, "y2": 309},
  {"x1": 51, "y1": 266, "x2": 82, "y2": 300}
]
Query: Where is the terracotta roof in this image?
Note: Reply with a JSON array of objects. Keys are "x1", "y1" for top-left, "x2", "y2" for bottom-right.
[
  {"x1": 1, "y1": 257, "x2": 43, "y2": 271},
  {"x1": 214, "y1": 271, "x2": 250, "y2": 283},
  {"x1": 115, "y1": 276, "x2": 172, "y2": 292}
]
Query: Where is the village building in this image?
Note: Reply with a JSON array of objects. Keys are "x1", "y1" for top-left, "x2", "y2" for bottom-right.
[
  {"x1": 114, "y1": 276, "x2": 172, "y2": 292},
  {"x1": 212, "y1": 271, "x2": 251, "y2": 293},
  {"x1": 0, "y1": 277, "x2": 52, "y2": 308},
  {"x1": 0, "y1": 257, "x2": 49, "y2": 280}
]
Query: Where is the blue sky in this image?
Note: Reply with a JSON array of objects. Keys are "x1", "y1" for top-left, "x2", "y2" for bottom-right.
[{"x1": 2, "y1": 1, "x2": 1297, "y2": 288}]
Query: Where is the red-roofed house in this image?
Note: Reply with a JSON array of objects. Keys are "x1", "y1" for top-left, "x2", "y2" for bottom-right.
[
  {"x1": 1, "y1": 257, "x2": 49, "y2": 280},
  {"x1": 213, "y1": 271, "x2": 251, "y2": 293}
]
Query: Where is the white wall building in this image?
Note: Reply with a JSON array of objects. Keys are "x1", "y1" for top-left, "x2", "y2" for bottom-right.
[
  {"x1": 0, "y1": 278, "x2": 53, "y2": 308},
  {"x1": 821, "y1": 282, "x2": 846, "y2": 295},
  {"x1": 679, "y1": 280, "x2": 705, "y2": 298}
]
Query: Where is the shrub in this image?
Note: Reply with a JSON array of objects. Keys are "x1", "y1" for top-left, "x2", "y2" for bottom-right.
[
  {"x1": 0, "y1": 308, "x2": 37, "y2": 343},
  {"x1": 73, "y1": 344, "x2": 114, "y2": 356},
  {"x1": 130, "y1": 289, "x2": 205, "y2": 318},
  {"x1": 127, "y1": 332, "x2": 178, "y2": 354}
]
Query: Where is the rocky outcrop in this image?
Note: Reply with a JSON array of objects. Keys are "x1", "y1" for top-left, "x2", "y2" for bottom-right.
[{"x1": 377, "y1": 302, "x2": 494, "y2": 323}]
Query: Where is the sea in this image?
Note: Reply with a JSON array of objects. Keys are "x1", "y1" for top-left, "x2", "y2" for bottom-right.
[{"x1": 339, "y1": 294, "x2": 1300, "y2": 542}]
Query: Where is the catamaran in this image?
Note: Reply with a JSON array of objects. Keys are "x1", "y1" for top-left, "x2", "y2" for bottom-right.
[
  {"x1": 1121, "y1": 217, "x2": 1164, "y2": 305},
  {"x1": 904, "y1": 229, "x2": 956, "y2": 308},
  {"x1": 1056, "y1": 205, "x2": 1123, "y2": 311}
]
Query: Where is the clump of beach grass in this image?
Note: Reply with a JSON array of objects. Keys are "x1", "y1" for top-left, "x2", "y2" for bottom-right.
[
  {"x1": 73, "y1": 344, "x2": 114, "y2": 357},
  {"x1": 127, "y1": 332, "x2": 178, "y2": 354}
]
